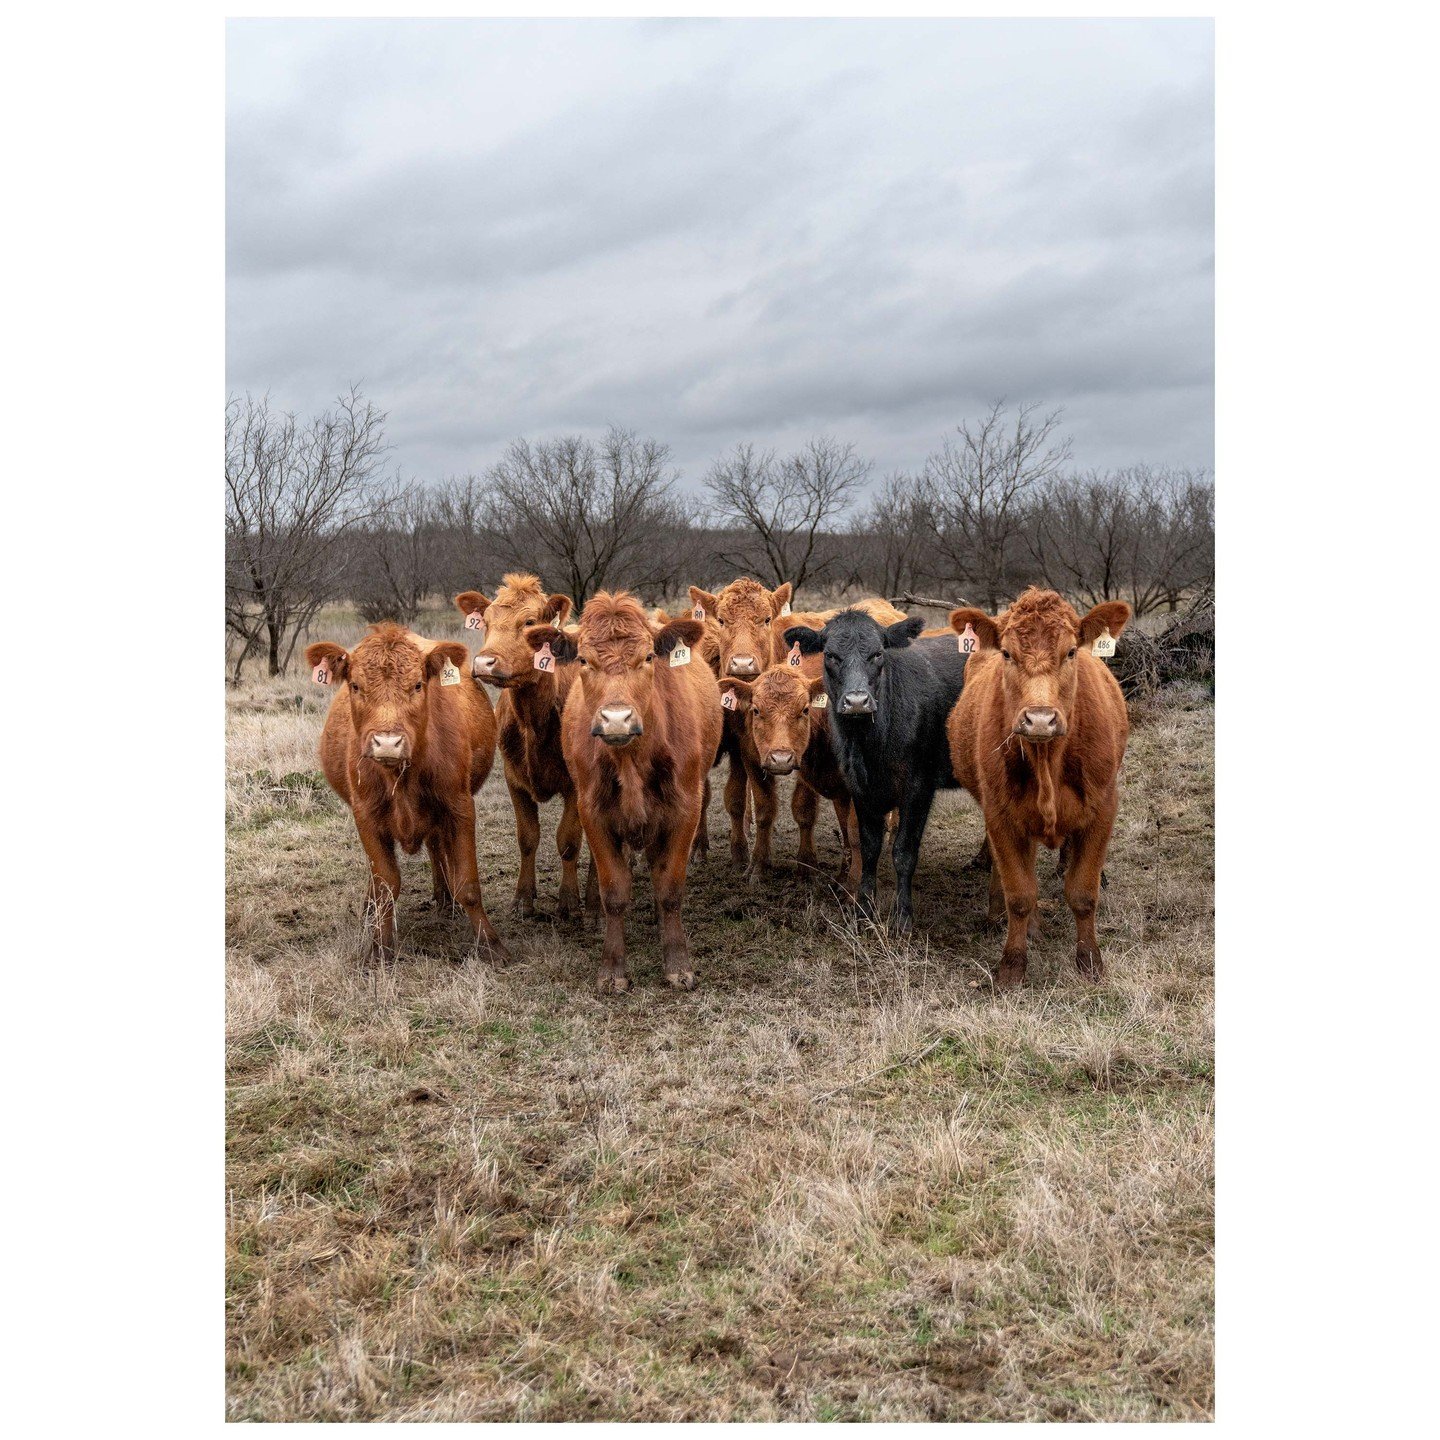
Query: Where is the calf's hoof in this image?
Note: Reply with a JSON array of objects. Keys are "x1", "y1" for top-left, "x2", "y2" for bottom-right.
[
  {"x1": 475, "y1": 935, "x2": 512, "y2": 966},
  {"x1": 1076, "y1": 946, "x2": 1105, "y2": 982},
  {"x1": 511, "y1": 894, "x2": 537, "y2": 919},
  {"x1": 997, "y1": 952, "x2": 1027, "y2": 989},
  {"x1": 596, "y1": 971, "x2": 632, "y2": 996},
  {"x1": 665, "y1": 968, "x2": 697, "y2": 992},
  {"x1": 556, "y1": 889, "x2": 581, "y2": 920},
  {"x1": 729, "y1": 845, "x2": 749, "y2": 871}
]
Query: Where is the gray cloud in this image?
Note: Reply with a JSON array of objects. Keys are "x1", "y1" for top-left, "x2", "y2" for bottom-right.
[{"x1": 227, "y1": 17, "x2": 1212, "y2": 490}]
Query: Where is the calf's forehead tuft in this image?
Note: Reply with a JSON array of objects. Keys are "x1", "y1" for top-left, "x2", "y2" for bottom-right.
[
  {"x1": 716, "y1": 576, "x2": 772, "y2": 622},
  {"x1": 1000, "y1": 587, "x2": 1081, "y2": 650},
  {"x1": 352, "y1": 624, "x2": 428, "y2": 681},
  {"x1": 579, "y1": 590, "x2": 654, "y2": 651},
  {"x1": 755, "y1": 669, "x2": 811, "y2": 709}
]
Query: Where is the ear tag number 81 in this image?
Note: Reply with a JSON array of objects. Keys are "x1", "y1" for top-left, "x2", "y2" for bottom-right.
[
  {"x1": 1092, "y1": 632, "x2": 1117, "y2": 659},
  {"x1": 669, "y1": 642, "x2": 691, "y2": 667},
  {"x1": 533, "y1": 642, "x2": 555, "y2": 673},
  {"x1": 311, "y1": 662, "x2": 332, "y2": 686},
  {"x1": 957, "y1": 623, "x2": 978, "y2": 655}
]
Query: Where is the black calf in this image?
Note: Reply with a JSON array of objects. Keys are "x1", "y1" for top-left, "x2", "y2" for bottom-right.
[{"x1": 784, "y1": 610, "x2": 968, "y2": 932}]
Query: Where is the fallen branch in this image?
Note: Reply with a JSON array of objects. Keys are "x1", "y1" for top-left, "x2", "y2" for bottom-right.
[
  {"x1": 810, "y1": 1034, "x2": 946, "y2": 1104},
  {"x1": 887, "y1": 593, "x2": 968, "y2": 611}
]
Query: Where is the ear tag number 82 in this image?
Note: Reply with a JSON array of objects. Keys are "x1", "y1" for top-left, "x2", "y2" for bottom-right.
[{"x1": 957, "y1": 623, "x2": 978, "y2": 655}]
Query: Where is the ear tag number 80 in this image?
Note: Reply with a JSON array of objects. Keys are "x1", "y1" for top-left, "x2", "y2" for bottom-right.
[
  {"x1": 1092, "y1": 632, "x2": 1117, "y2": 659},
  {"x1": 957, "y1": 623, "x2": 978, "y2": 655},
  {"x1": 691, "y1": 604, "x2": 706, "y2": 621},
  {"x1": 533, "y1": 642, "x2": 555, "y2": 673},
  {"x1": 669, "y1": 642, "x2": 691, "y2": 667}
]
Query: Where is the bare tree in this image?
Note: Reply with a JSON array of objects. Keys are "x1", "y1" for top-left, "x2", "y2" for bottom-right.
[
  {"x1": 705, "y1": 436, "x2": 870, "y2": 591},
  {"x1": 481, "y1": 427, "x2": 686, "y2": 606},
  {"x1": 1131, "y1": 466, "x2": 1214, "y2": 613},
  {"x1": 846, "y1": 471, "x2": 937, "y2": 596},
  {"x1": 348, "y1": 479, "x2": 441, "y2": 625},
  {"x1": 922, "y1": 400, "x2": 1072, "y2": 610},
  {"x1": 225, "y1": 388, "x2": 392, "y2": 681}
]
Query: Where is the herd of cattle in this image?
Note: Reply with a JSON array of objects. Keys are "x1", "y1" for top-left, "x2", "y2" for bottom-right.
[{"x1": 303, "y1": 574, "x2": 1131, "y2": 994}]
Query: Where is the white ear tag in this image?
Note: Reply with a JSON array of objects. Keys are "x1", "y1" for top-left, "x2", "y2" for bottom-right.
[
  {"x1": 533, "y1": 642, "x2": 555, "y2": 673},
  {"x1": 440, "y1": 658, "x2": 462, "y2": 686},
  {"x1": 1092, "y1": 631, "x2": 1117, "y2": 659},
  {"x1": 957, "y1": 623, "x2": 978, "y2": 655},
  {"x1": 669, "y1": 642, "x2": 691, "y2": 667},
  {"x1": 811, "y1": 691, "x2": 828, "y2": 709},
  {"x1": 720, "y1": 690, "x2": 736, "y2": 710},
  {"x1": 691, "y1": 604, "x2": 705, "y2": 621},
  {"x1": 464, "y1": 611, "x2": 485, "y2": 633},
  {"x1": 787, "y1": 641, "x2": 802, "y2": 667},
  {"x1": 780, "y1": 600, "x2": 792, "y2": 616}
]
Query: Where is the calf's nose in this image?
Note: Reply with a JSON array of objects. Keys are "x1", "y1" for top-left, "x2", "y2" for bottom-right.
[
  {"x1": 471, "y1": 653, "x2": 498, "y2": 677},
  {"x1": 727, "y1": 654, "x2": 759, "y2": 678},
  {"x1": 593, "y1": 704, "x2": 642, "y2": 745},
  {"x1": 766, "y1": 749, "x2": 797, "y2": 773},
  {"x1": 1016, "y1": 707, "x2": 1062, "y2": 739},
  {"x1": 841, "y1": 690, "x2": 876, "y2": 716},
  {"x1": 368, "y1": 732, "x2": 408, "y2": 763}
]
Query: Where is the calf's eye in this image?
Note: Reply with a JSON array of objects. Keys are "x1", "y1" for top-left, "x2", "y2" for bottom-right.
[
  {"x1": 414, "y1": 681, "x2": 424, "y2": 691},
  {"x1": 1001, "y1": 649, "x2": 1011, "y2": 661},
  {"x1": 1067, "y1": 647, "x2": 1077, "y2": 659}
]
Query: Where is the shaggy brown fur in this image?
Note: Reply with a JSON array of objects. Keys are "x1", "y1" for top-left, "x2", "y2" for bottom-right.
[
  {"x1": 455, "y1": 578, "x2": 592, "y2": 918},
  {"x1": 526, "y1": 592, "x2": 723, "y2": 994},
  {"x1": 946, "y1": 588, "x2": 1131, "y2": 987},
  {"x1": 305, "y1": 625, "x2": 507, "y2": 963}
]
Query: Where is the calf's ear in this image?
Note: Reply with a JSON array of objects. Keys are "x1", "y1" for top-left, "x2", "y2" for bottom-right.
[
  {"x1": 425, "y1": 642, "x2": 468, "y2": 678},
  {"x1": 543, "y1": 593, "x2": 574, "y2": 626},
  {"x1": 305, "y1": 642, "x2": 349, "y2": 684},
  {"x1": 455, "y1": 590, "x2": 490, "y2": 619},
  {"x1": 1077, "y1": 600, "x2": 1132, "y2": 648},
  {"x1": 718, "y1": 678, "x2": 754, "y2": 712},
  {"x1": 656, "y1": 618, "x2": 705, "y2": 656},
  {"x1": 770, "y1": 582, "x2": 793, "y2": 616},
  {"x1": 783, "y1": 625, "x2": 825, "y2": 655},
  {"x1": 806, "y1": 677, "x2": 828, "y2": 705},
  {"x1": 948, "y1": 608, "x2": 1001, "y2": 650},
  {"x1": 525, "y1": 624, "x2": 578, "y2": 662},
  {"x1": 883, "y1": 616, "x2": 925, "y2": 649},
  {"x1": 688, "y1": 585, "x2": 718, "y2": 619}
]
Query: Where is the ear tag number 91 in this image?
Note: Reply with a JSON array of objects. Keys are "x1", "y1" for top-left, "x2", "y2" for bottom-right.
[
  {"x1": 669, "y1": 643, "x2": 691, "y2": 667},
  {"x1": 533, "y1": 642, "x2": 555, "y2": 673},
  {"x1": 957, "y1": 623, "x2": 978, "y2": 655},
  {"x1": 1092, "y1": 632, "x2": 1117, "y2": 659},
  {"x1": 721, "y1": 690, "x2": 737, "y2": 711}
]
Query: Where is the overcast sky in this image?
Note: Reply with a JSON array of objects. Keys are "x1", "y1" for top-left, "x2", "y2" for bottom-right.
[{"x1": 227, "y1": 18, "x2": 1212, "y2": 493}]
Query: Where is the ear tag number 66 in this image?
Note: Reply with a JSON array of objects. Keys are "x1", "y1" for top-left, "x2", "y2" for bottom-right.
[{"x1": 787, "y1": 641, "x2": 803, "y2": 667}]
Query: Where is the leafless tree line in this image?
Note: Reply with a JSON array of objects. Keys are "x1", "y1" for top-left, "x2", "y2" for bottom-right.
[{"x1": 226, "y1": 391, "x2": 1213, "y2": 681}]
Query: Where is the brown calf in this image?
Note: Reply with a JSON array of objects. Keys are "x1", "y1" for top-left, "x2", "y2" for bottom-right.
[
  {"x1": 945, "y1": 588, "x2": 1131, "y2": 987},
  {"x1": 527, "y1": 592, "x2": 722, "y2": 994},
  {"x1": 305, "y1": 625, "x2": 508, "y2": 963},
  {"x1": 718, "y1": 656, "x2": 863, "y2": 891},
  {"x1": 455, "y1": 575, "x2": 594, "y2": 918}
]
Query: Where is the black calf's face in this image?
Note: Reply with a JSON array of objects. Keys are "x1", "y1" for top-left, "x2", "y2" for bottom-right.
[{"x1": 786, "y1": 612, "x2": 923, "y2": 721}]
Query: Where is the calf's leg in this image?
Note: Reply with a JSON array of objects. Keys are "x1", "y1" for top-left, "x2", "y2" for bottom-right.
[
  {"x1": 587, "y1": 826, "x2": 633, "y2": 994},
  {"x1": 744, "y1": 757, "x2": 779, "y2": 875},
  {"x1": 987, "y1": 821, "x2": 1039, "y2": 988},
  {"x1": 359, "y1": 828, "x2": 402, "y2": 962},
  {"x1": 890, "y1": 781, "x2": 938, "y2": 934},
  {"x1": 724, "y1": 752, "x2": 749, "y2": 868},
  {"x1": 691, "y1": 775, "x2": 711, "y2": 860},
  {"x1": 440, "y1": 800, "x2": 510, "y2": 964},
  {"x1": 646, "y1": 807, "x2": 701, "y2": 990},
  {"x1": 1063, "y1": 799, "x2": 1118, "y2": 981},
  {"x1": 791, "y1": 779, "x2": 820, "y2": 871},
  {"x1": 836, "y1": 796, "x2": 862, "y2": 893},
  {"x1": 425, "y1": 836, "x2": 453, "y2": 908},
  {"x1": 854, "y1": 805, "x2": 888, "y2": 924},
  {"x1": 555, "y1": 791, "x2": 584, "y2": 917},
  {"x1": 509, "y1": 779, "x2": 542, "y2": 918}
]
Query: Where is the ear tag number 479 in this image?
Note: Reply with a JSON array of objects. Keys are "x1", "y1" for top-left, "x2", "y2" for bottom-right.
[{"x1": 1092, "y1": 632, "x2": 1117, "y2": 659}]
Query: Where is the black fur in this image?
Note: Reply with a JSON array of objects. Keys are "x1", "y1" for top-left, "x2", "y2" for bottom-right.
[{"x1": 784, "y1": 609, "x2": 967, "y2": 932}]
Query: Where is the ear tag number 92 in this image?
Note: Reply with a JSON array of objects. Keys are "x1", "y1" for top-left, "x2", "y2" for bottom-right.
[
  {"x1": 533, "y1": 642, "x2": 555, "y2": 673},
  {"x1": 669, "y1": 643, "x2": 691, "y2": 667},
  {"x1": 1092, "y1": 632, "x2": 1117, "y2": 659},
  {"x1": 440, "y1": 659, "x2": 462, "y2": 686},
  {"x1": 957, "y1": 623, "x2": 978, "y2": 655},
  {"x1": 464, "y1": 612, "x2": 485, "y2": 635}
]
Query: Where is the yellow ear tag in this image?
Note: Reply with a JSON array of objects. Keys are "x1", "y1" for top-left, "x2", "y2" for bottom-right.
[
  {"x1": 669, "y1": 642, "x2": 691, "y2": 667},
  {"x1": 440, "y1": 658, "x2": 462, "y2": 686},
  {"x1": 957, "y1": 623, "x2": 978, "y2": 655},
  {"x1": 787, "y1": 641, "x2": 803, "y2": 667},
  {"x1": 720, "y1": 690, "x2": 737, "y2": 710},
  {"x1": 464, "y1": 611, "x2": 485, "y2": 633},
  {"x1": 691, "y1": 604, "x2": 705, "y2": 621},
  {"x1": 1092, "y1": 632, "x2": 1117, "y2": 659},
  {"x1": 811, "y1": 691, "x2": 828, "y2": 709}
]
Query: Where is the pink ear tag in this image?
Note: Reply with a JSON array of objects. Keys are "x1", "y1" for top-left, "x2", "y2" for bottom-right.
[
  {"x1": 691, "y1": 604, "x2": 705, "y2": 621},
  {"x1": 957, "y1": 623, "x2": 978, "y2": 655},
  {"x1": 787, "y1": 641, "x2": 802, "y2": 667},
  {"x1": 311, "y1": 661, "x2": 332, "y2": 685},
  {"x1": 464, "y1": 611, "x2": 485, "y2": 633},
  {"x1": 533, "y1": 642, "x2": 555, "y2": 673},
  {"x1": 721, "y1": 690, "x2": 736, "y2": 711}
]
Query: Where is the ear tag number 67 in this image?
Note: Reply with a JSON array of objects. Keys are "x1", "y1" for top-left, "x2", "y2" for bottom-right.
[{"x1": 533, "y1": 642, "x2": 555, "y2": 673}]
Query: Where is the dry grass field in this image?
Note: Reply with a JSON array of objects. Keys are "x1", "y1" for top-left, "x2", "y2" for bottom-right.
[{"x1": 226, "y1": 602, "x2": 1213, "y2": 1422}]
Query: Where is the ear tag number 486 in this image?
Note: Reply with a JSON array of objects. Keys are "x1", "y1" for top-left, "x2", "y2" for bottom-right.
[{"x1": 1092, "y1": 631, "x2": 1117, "y2": 659}]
